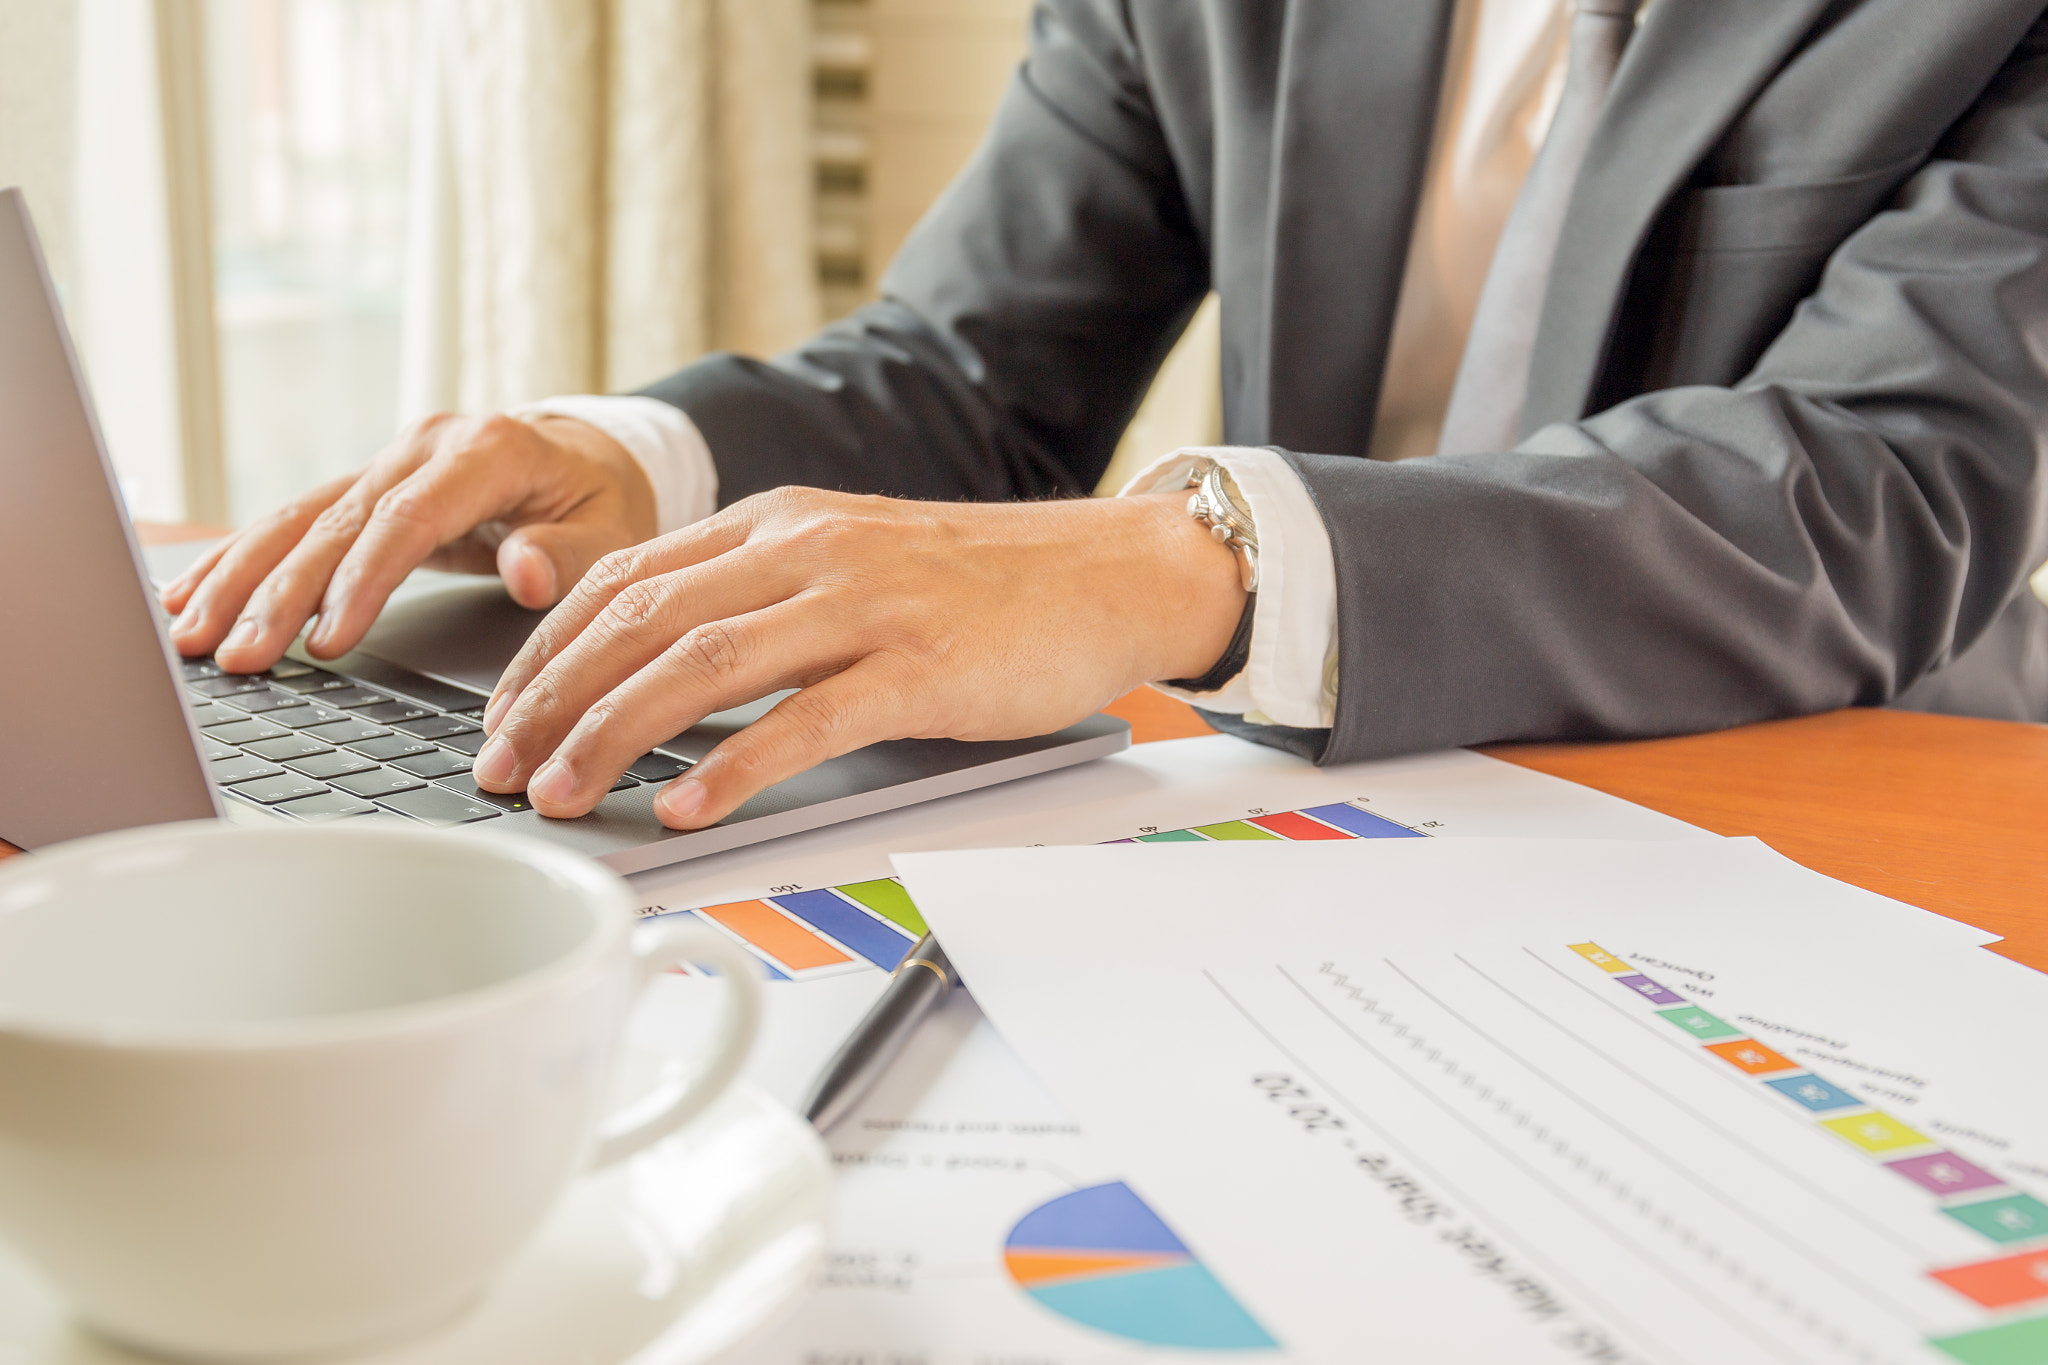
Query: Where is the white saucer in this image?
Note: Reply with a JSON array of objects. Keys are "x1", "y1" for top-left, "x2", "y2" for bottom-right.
[{"x1": 0, "y1": 1082, "x2": 831, "y2": 1365}]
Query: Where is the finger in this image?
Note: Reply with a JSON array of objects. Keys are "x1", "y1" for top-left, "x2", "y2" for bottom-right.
[
  {"x1": 158, "y1": 534, "x2": 237, "y2": 616},
  {"x1": 477, "y1": 577, "x2": 822, "y2": 804},
  {"x1": 167, "y1": 471, "x2": 358, "y2": 661},
  {"x1": 652, "y1": 663, "x2": 905, "y2": 829},
  {"x1": 483, "y1": 509, "x2": 757, "y2": 733},
  {"x1": 496, "y1": 511, "x2": 636, "y2": 611}
]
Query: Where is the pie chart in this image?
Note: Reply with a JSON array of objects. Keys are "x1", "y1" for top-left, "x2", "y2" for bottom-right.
[{"x1": 1003, "y1": 1182, "x2": 1277, "y2": 1350}]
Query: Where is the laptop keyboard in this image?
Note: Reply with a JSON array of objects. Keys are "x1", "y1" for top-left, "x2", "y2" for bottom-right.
[{"x1": 182, "y1": 656, "x2": 693, "y2": 827}]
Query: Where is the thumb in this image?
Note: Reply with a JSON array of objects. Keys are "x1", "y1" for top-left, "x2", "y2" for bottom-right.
[{"x1": 497, "y1": 520, "x2": 629, "y2": 609}]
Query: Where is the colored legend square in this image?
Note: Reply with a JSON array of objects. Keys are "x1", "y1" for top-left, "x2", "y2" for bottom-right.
[
  {"x1": 1948, "y1": 1195, "x2": 2048, "y2": 1247},
  {"x1": 1615, "y1": 974, "x2": 1687, "y2": 1007},
  {"x1": 1819, "y1": 1111, "x2": 1931, "y2": 1154},
  {"x1": 1932, "y1": 1248, "x2": 2048, "y2": 1310},
  {"x1": 1569, "y1": 943, "x2": 1633, "y2": 973},
  {"x1": 1932, "y1": 1313, "x2": 2048, "y2": 1365},
  {"x1": 1192, "y1": 820, "x2": 1280, "y2": 841},
  {"x1": 1704, "y1": 1038, "x2": 1799, "y2": 1075},
  {"x1": 1248, "y1": 810, "x2": 1355, "y2": 841},
  {"x1": 1764, "y1": 1074, "x2": 1862, "y2": 1112},
  {"x1": 1137, "y1": 829, "x2": 1205, "y2": 842},
  {"x1": 1657, "y1": 1005, "x2": 1743, "y2": 1040},
  {"x1": 1891, "y1": 1152, "x2": 2006, "y2": 1198}
]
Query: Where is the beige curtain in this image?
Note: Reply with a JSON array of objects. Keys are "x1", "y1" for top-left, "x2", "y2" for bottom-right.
[{"x1": 399, "y1": 0, "x2": 819, "y2": 419}]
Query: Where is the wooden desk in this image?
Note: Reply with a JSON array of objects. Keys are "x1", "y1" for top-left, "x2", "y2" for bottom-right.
[{"x1": 9, "y1": 524, "x2": 2041, "y2": 977}]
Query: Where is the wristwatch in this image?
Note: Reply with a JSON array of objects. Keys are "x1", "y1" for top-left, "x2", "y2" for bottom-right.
[{"x1": 1163, "y1": 458, "x2": 1259, "y2": 692}]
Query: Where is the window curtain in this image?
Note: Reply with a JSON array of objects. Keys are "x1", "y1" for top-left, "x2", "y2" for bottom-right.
[{"x1": 399, "y1": 0, "x2": 819, "y2": 419}]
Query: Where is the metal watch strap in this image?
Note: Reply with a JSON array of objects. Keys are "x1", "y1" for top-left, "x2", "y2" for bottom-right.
[{"x1": 1164, "y1": 589, "x2": 1256, "y2": 692}]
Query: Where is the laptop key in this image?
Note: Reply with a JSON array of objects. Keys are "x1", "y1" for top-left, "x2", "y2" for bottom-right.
[
  {"x1": 377, "y1": 785, "x2": 502, "y2": 825},
  {"x1": 304, "y1": 718, "x2": 392, "y2": 745},
  {"x1": 349, "y1": 734, "x2": 436, "y2": 761},
  {"x1": 208, "y1": 718, "x2": 292, "y2": 746},
  {"x1": 188, "y1": 674, "x2": 270, "y2": 698},
  {"x1": 232, "y1": 772, "x2": 331, "y2": 805},
  {"x1": 270, "y1": 670, "x2": 350, "y2": 695},
  {"x1": 189, "y1": 701, "x2": 233, "y2": 727},
  {"x1": 436, "y1": 729, "x2": 489, "y2": 756},
  {"x1": 285, "y1": 749, "x2": 379, "y2": 780},
  {"x1": 181, "y1": 658, "x2": 224, "y2": 680},
  {"x1": 608, "y1": 774, "x2": 639, "y2": 792},
  {"x1": 390, "y1": 749, "x2": 473, "y2": 779},
  {"x1": 331, "y1": 768, "x2": 428, "y2": 800},
  {"x1": 242, "y1": 734, "x2": 335, "y2": 762},
  {"x1": 264, "y1": 659, "x2": 316, "y2": 680},
  {"x1": 435, "y1": 774, "x2": 530, "y2": 812},
  {"x1": 219, "y1": 688, "x2": 308, "y2": 715},
  {"x1": 627, "y1": 752, "x2": 692, "y2": 782},
  {"x1": 356, "y1": 699, "x2": 433, "y2": 724},
  {"x1": 314, "y1": 686, "x2": 391, "y2": 710},
  {"x1": 275, "y1": 791, "x2": 381, "y2": 822},
  {"x1": 393, "y1": 714, "x2": 480, "y2": 741},
  {"x1": 270, "y1": 704, "x2": 351, "y2": 730},
  {"x1": 200, "y1": 734, "x2": 240, "y2": 761},
  {"x1": 209, "y1": 754, "x2": 286, "y2": 786}
]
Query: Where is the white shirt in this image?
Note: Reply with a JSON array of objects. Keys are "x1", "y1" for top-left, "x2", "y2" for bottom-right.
[{"x1": 518, "y1": 0, "x2": 1572, "y2": 731}]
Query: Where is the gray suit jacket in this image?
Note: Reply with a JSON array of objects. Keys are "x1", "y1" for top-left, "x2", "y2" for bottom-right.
[{"x1": 641, "y1": 0, "x2": 2048, "y2": 762}]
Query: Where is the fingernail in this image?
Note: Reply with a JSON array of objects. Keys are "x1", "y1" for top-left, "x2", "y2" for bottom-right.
[
  {"x1": 224, "y1": 619, "x2": 259, "y2": 651},
  {"x1": 481, "y1": 689, "x2": 513, "y2": 734},
  {"x1": 472, "y1": 738, "x2": 516, "y2": 787},
  {"x1": 528, "y1": 759, "x2": 575, "y2": 806},
  {"x1": 655, "y1": 778, "x2": 707, "y2": 827}
]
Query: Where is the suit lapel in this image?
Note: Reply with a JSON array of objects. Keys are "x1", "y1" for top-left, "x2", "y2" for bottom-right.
[
  {"x1": 1522, "y1": 0, "x2": 1843, "y2": 430},
  {"x1": 1256, "y1": 0, "x2": 1453, "y2": 456}
]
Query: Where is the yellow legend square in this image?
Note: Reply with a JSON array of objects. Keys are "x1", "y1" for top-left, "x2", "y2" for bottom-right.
[
  {"x1": 1569, "y1": 942, "x2": 1633, "y2": 973},
  {"x1": 1820, "y1": 1112, "x2": 1930, "y2": 1154}
]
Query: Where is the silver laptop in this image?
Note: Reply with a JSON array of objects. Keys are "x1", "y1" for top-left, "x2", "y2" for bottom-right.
[{"x1": 0, "y1": 188, "x2": 1127, "y2": 874}]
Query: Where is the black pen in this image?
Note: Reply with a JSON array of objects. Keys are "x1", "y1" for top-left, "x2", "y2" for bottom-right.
[{"x1": 801, "y1": 932, "x2": 958, "y2": 1131}]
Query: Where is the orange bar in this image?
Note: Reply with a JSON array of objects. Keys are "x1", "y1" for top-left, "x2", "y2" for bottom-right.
[
  {"x1": 697, "y1": 900, "x2": 850, "y2": 971},
  {"x1": 1004, "y1": 1250, "x2": 1187, "y2": 1286},
  {"x1": 1933, "y1": 1248, "x2": 2048, "y2": 1309},
  {"x1": 1703, "y1": 1038, "x2": 1799, "y2": 1075}
]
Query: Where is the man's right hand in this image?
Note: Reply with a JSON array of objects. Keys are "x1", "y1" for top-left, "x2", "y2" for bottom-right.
[{"x1": 158, "y1": 411, "x2": 657, "y2": 674}]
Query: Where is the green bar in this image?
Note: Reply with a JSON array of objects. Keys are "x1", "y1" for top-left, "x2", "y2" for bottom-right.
[
  {"x1": 1931, "y1": 1314, "x2": 2048, "y2": 1365},
  {"x1": 1655, "y1": 1005, "x2": 1744, "y2": 1040},
  {"x1": 1192, "y1": 821, "x2": 1280, "y2": 841},
  {"x1": 835, "y1": 878, "x2": 927, "y2": 936},
  {"x1": 1137, "y1": 829, "x2": 1205, "y2": 842}
]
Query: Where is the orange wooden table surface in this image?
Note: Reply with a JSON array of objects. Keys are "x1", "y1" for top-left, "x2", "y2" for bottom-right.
[{"x1": 11, "y1": 524, "x2": 2042, "y2": 977}]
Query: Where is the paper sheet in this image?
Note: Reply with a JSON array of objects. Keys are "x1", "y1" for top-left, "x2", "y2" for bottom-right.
[{"x1": 895, "y1": 838, "x2": 2042, "y2": 1365}]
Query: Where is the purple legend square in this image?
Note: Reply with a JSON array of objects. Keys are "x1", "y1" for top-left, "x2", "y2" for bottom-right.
[
  {"x1": 1614, "y1": 974, "x2": 1686, "y2": 1006},
  {"x1": 1886, "y1": 1151, "x2": 2004, "y2": 1197}
]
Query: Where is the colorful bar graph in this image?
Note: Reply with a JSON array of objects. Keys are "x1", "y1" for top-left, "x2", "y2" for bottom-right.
[
  {"x1": 698, "y1": 900, "x2": 852, "y2": 971},
  {"x1": 770, "y1": 889, "x2": 916, "y2": 969}
]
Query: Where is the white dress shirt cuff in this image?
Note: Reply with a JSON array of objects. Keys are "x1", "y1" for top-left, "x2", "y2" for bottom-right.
[
  {"x1": 1119, "y1": 447, "x2": 1339, "y2": 729},
  {"x1": 508, "y1": 395, "x2": 719, "y2": 536}
]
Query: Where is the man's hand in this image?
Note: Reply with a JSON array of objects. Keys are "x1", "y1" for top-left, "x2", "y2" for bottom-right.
[
  {"x1": 472, "y1": 487, "x2": 1248, "y2": 829},
  {"x1": 158, "y1": 413, "x2": 656, "y2": 673}
]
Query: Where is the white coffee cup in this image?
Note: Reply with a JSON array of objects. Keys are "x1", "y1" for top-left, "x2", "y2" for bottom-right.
[{"x1": 0, "y1": 820, "x2": 762, "y2": 1362}]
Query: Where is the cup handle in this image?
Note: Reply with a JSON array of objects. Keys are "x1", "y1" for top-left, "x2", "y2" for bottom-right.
[{"x1": 587, "y1": 921, "x2": 764, "y2": 1169}]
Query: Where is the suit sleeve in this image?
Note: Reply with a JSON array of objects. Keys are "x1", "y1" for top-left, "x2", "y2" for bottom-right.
[
  {"x1": 634, "y1": 0, "x2": 1207, "y2": 507},
  {"x1": 1286, "y1": 22, "x2": 2048, "y2": 762}
]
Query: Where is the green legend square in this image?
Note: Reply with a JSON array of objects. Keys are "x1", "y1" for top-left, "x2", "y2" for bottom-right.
[
  {"x1": 1947, "y1": 1193, "x2": 2048, "y2": 1245},
  {"x1": 1932, "y1": 1313, "x2": 2048, "y2": 1365},
  {"x1": 1655, "y1": 1005, "x2": 1743, "y2": 1040}
]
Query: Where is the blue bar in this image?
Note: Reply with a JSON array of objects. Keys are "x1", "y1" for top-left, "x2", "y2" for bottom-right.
[
  {"x1": 769, "y1": 890, "x2": 915, "y2": 969},
  {"x1": 1301, "y1": 802, "x2": 1423, "y2": 839}
]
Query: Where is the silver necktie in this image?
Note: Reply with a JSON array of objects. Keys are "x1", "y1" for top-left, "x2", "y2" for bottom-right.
[{"x1": 1435, "y1": 0, "x2": 1645, "y2": 457}]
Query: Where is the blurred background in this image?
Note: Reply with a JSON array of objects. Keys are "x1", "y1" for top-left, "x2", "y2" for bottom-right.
[{"x1": 0, "y1": 0, "x2": 1220, "y2": 529}]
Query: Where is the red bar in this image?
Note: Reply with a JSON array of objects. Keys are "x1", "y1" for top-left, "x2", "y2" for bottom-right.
[
  {"x1": 1933, "y1": 1248, "x2": 2048, "y2": 1309},
  {"x1": 1250, "y1": 810, "x2": 1355, "y2": 841}
]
